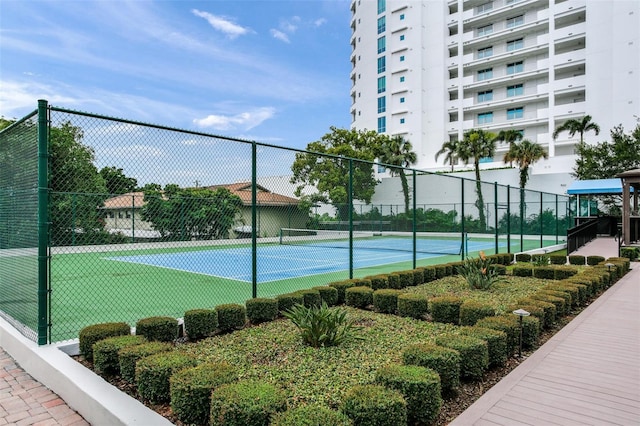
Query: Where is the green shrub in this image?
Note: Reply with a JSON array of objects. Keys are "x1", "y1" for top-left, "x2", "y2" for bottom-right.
[
  {"x1": 532, "y1": 254, "x2": 550, "y2": 266},
  {"x1": 539, "y1": 290, "x2": 572, "y2": 315},
  {"x1": 516, "y1": 253, "x2": 531, "y2": 262},
  {"x1": 328, "y1": 280, "x2": 356, "y2": 304},
  {"x1": 387, "y1": 273, "x2": 401, "y2": 289},
  {"x1": 448, "y1": 261, "x2": 464, "y2": 272},
  {"x1": 506, "y1": 253, "x2": 515, "y2": 264},
  {"x1": 118, "y1": 341, "x2": 173, "y2": 384},
  {"x1": 398, "y1": 271, "x2": 414, "y2": 288},
  {"x1": 210, "y1": 381, "x2": 286, "y2": 426},
  {"x1": 607, "y1": 257, "x2": 630, "y2": 272},
  {"x1": 283, "y1": 302, "x2": 362, "y2": 348},
  {"x1": 513, "y1": 300, "x2": 553, "y2": 329},
  {"x1": 567, "y1": 276, "x2": 594, "y2": 298},
  {"x1": 554, "y1": 266, "x2": 578, "y2": 280},
  {"x1": 135, "y1": 316, "x2": 178, "y2": 343},
  {"x1": 136, "y1": 351, "x2": 198, "y2": 403},
  {"x1": 216, "y1": 304, "x2": 246, "y2": 332},
  {"x1": 402, "y1": 343, "x2": 460, "y2": 393},
  {"x1": 513, "y1": 266, "x2": 533, "y2": 277},
  {"x1": 170, "y1": 362, "x2": 238, "y2": 426},
  {"x1": 422, "y1": 266, "x2": 436, "y2": 282},
  {"x1": 620, "y1": 247, "x2": 639, "y2": 260},
  {"x1": 184, "y1": 309, "x2": 218, "y2": 340},
  {"x1": 345, "y1": 286, "x2": 374, "y2": 309},
  {"x1": 397, "y1": 293, "x2": 429, "y2": 319},
  {"x1": 93, "y1": 335, "x2": 146, "y2": 375},
  {"x1": 341, "y1": 384, "x2": 407, "y2": 426},
  {"x1": 375, "y1": 364, "x2": 442, "y2": 425},
  {"x1": 411, "y1": 268, "x2": 425, "y2": 286},
  {"x1": 587, "y1": 255, "x2": 605, "y2": 266},
  {"x1": 475, "y1": 316, "x2": 519, "y2": 356},
  {"x1": 549, "y1": 255, "x2": 566, "y2": 265},
  {"x1": 297, "y1": 289, "x2": 322, "y2": 308},
  {"x1": 312, "y1": 286, "x2": 339, "y2": 306},
  {"x1": 459, "y1": 300, "x2": 495, "y2": 326},
  {"x1": 434, "y1": 265, "x2": 448, "y2": 279},
  {"x1": 79, "y1": 322, "x2": 130, "y2": 361},
  {"x1": 435, "y1": 334, "x2": 488, "y2": 381},
  {"x1": 272, "y1": 405, "x2": 352, "y2": 426},
  {"x1": 568, "y1": 255, "x2": 585, "y2": 265},
  {"x1": 366, "y1": 275, "x2": 389, "y2": 290},
  {"x1": 530, "y1": 293, "x2": 565, "y2": 318},
  {"x1": 490, "y1": 264, "x2": 507, "y2": 275},
  {"x1": 246, "y1": 298, "x2": 278, "y2": 324},
  {"x1": 430, "y1": 295, "x2": 463, "y2": 325},
  {"x1": 276, "y1": 293, "x2": 304, "y2": 314},
  {"x1": 533, "y1": 267, "x2": 555, "y2": 280},
  {"x1": 544, "y1": 283, "x2": 580, "y2": 308},
  {"x1": 522, "y1": 316, "x2": 540, "y2": 349},
  {"x1": 459, "y1": 326, "x2": 508, "y2": 367},
  {"x1": 373, "y1": 289, "x2": 402, "y2": 314}
]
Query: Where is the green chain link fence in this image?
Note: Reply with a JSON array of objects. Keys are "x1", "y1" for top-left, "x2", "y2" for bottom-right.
[{"x1": 0, "y1": 101, "x2": 573, "y2": 343}]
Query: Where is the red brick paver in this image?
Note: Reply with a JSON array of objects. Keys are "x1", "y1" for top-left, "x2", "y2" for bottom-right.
[{"x1": 0, "y1": 349, "x2": 89, "y2": 426}]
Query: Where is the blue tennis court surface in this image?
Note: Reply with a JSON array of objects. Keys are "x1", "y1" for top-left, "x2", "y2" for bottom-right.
[{"x1": 108, "y1": 238, "x2": 500, "y2": 283}]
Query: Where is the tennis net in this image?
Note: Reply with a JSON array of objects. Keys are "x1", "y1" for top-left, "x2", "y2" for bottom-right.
[{"x1": 278, "y1": 228, "x2": 464, "y2": 255}]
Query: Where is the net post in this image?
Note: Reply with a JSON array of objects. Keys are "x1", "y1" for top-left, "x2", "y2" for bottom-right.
[
  {"x1": 555, "y1": 194, "x2": 559, "y2": 244},
  {"x1": 252, "y1": 142, "x2": 257, "y2": 298},
  {"x1": 460, "y1": 178, "x2": 465, "y2": 260},
  {"x1": 348, "y1": 158, "x2": 353, "y2": 279},
  {"x1": 520, "y1": 188, "x2": 524, "y2": 252},
  {"x1": 539, "y1": 191, "x2": 543, "y2": 248},
  {"x1": 37, "y1": 99, "x2": 50, "y2": 345},
  {"x1": 131, "y1": 193, "x2": 135, "y2": 243},
  {"x1": 494, "y1": 182, "x2": 499, "y2": 254},
  {"x1": 412, "y1": 170, "x2": 416, "y2": 269}
]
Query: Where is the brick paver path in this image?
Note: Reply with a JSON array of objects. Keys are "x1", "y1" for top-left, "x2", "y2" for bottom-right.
[{"x1": 0, "y1": 348, "x2": 89, "y2": 426}]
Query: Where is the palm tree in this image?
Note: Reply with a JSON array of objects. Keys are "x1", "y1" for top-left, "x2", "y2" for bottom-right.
[
  {"x1": 552, "y1": 115, "x2": 600, "y2": 144},
  {"x1": 457, "y1": 129, "x2": 497, "y2": 231},
  {"x1": 493, "y1": 129, "x2": 523, "y2": 167},
  {"x1": 503, "y1": 139, "x2": 548, "y2": 189},
  {"x1": 378, "y1": 135, "x2": 418, "y2": 214},
  {"x1": 435, "y1": 139, "x2": 460, "y2": 172}
]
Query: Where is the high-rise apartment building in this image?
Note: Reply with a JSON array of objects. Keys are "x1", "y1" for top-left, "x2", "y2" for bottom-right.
[{"x1": 350, "y1": 0, "x2": 640, "y2": 175}]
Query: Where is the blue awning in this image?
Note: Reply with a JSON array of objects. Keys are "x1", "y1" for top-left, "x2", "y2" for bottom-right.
[{"x1": 567, "y1": 178, "x2": 627, "y2": 195}]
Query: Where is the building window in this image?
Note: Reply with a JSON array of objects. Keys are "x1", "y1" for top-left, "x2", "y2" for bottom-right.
[
  {"x1": 507, "y1": 84, "x2": 524, "y2": 97},
  {"x1": 377, "y1": 76, "x2": 386, "y2": 93},
  {"x1": 478, "y1": 112, "x2": 493, "y2": 124},
  {"x1": 400, "y1": 13, "x2": 405, "y2": 20},
  {"x1": 400, "y1": 55, "x2": 405, "y2": 62},
  {"x1": 377, "y1": 164, "x2": 386, "y2": 173},
  {"x1": 378, "y1": 56, "x2": 386, "y2": 73},
  {"x1": 377, "y1": 0, "x2": 385, "y2": 14},
  {"x1": 400, "y1": 97, "x2": 405, "y2": 103},
  {"x1": 378, "y1": 116, "x2": 386, "y2": 133},
  {"x1": 378, "y1": 96, "x2": 386, "y2": 113},
  {"x1": 477, "y1": 24, "x2": 493, "y2": 37},
  {"x1": 377, "y1": 16, "x2": 386, "y2": 34},
  {"x1": 400, "y1": 76, "x2": 405, "y2": 82},
  {"x1": 377, "y1": 36, "x2": 386, "y2": 53},
  {"x1": 400, "y1": 118, "x2": 405, "y2": 124},
  {"x1": 506, "y1": 38, "x2": 524, "y2": 52},
  {"x1": 479, "y1": 157, "x2": 493, "y2": 164},
  {"x1": 400, "y1": 34, "x2": 405, "y2": 41},
  {"x1": 507, "y1": 61, "x2": 524, "y2": 74},
  {"x1": 477, "y1": 46, "x2": 493, "y2": 59},
  {"x1": 477, "y1": 68, "x2": 493, "y2": 81},
  {"x1": 506, "y1": 15, "x2": 524, "y2": 28},
  {"x1": 477, "y1": 2, "x2": 493, "y2": 13},
  {"x1": 477, "y1": 90, "x2": 493, "y2": 102},
  {"x1": 507, "y1": 107, "x2": 524, "y2": 120}
]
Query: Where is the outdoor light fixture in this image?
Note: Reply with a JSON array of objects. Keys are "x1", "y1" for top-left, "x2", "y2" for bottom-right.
[
  {"x1": 513, "y1": 308, "x2": 530, "y2": 358},
  {"x1": 605, "y1": 262, "x2": 615, "y2": 272}
]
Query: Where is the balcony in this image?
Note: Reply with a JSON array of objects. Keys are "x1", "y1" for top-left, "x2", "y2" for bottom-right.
[
  {"x1": 552, "y1": 75, "x2": 586, "y2": 93},
  {"x1": 463, "y1": 91, "x2": 549, "y2": 113},
  {"x1": 553, "y1": 101, "x2": 586, "y2": 118},
  {"x1": 462, "y1": 0, "x2": 547, "y2": 25},
  {"x1": 554, "y1": 0, "x2": 586, "y2": 18},
  {"x1": 553, "y1": 22, "x2": 586, "y2": 42},
  {"x1": 553, "y1": 50, "x2": 586, "y2": 68}
]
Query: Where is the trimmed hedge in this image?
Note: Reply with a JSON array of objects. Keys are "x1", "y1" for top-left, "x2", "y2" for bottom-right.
[
  {"x1": 398, "y1": 271, "x2": 414, "y2": 288},
  {"x1": 533, "y1": 267, "x2": 555, "y2": 280},
  {"x1": 459, "y1": 300, "x2": 495, "y2": 326},
  {"x1": 366, "y1": 275, "x2": 389, "y2": 290},
  {"x1": 216, "y1": 304, "x2": 246, "y2": 332},
  {"x1": 397, "y1": 293, "x2": 429, "y2": 319},
  {"x1": 435, "y1": 334, "x2": 488, "y2": 381},
  {"x1": 402, "y1": 343, "x2": 460, "y2": 393},
  {"x1": 276, "y1": 293, "x2": 304, "y2": 314},
  {"x1": 411, "y1": 268, "x2": 425, "y2": 286},
  {"x1": 387, "y1": 273, "x2": 401, "y2": 289},
  {"x1": 210, "y1": 381, "x2": 287, "y2": 426},
  {"x1": 544, "y1": 283, "x2": 580, "y2": 308},
  {"x1": 515, "y1": 253, "x2": 531, "y2": 262},
  {"x1": 118, "y1": 341, "x2": 173, "y2": 384},
  {"x1": 475, "y1": 316, "x2": 519, "y2": 355},
  {"x1": 375, "y1": 364, "x2": 442, "y2": 425},
  {"x1": 489, "y1": 264, "x2": 507, "y2": 275},
  {"x1": 328, "y1": 280, "x2": 356, "y2": 304},
  {"x1": 421, "y1": 266, "x2": 436, "y2": 282},
  {"x1": 621, "y1": 247, "x2": 639, "y2": 260},
  {"x1": 549, "y1": 255, "x2": 567, "y2": 265},
  {"x1": 539, "y1": 290, "x2": 572, "y2": 315},
  {"x1": 513, "y1": 266, "x2": 533, "y2": 277},
  {"x1": 568, "y1": 255, "x2": 585, "y2": 265},
  {"x1": 459, "y1": 326, "x2": 508, "y2": 367},
  {"x1": 373, "y1": 289, "x2": 402, "y2": 314},
  {"x1": 135, "y1": 316, "x2": 178, "y2": 342},
  {"x1": 246, "y1": 298, "x2": 278, "y2": 324},
  {"x1": 297, "y1": 289, "x2": 322, "y2": 308},
  {"x1": 79, "y1": 322, "x2": 130, "y2": 361},
  {"x1": 430, "y1": 295, "x2": 463, "y2": 325},
  {"x1": 135, "y1": 351, "x2": 198, "y2": 403},
  {"x1": 587, "y1": 255, "x2": 605, "y2": 266},
  {"x1": 312, "y1": 286, "x2": 339, "y2": 306},
  {"x1": 434, "y1": 265, "x2": 448, "y2": 279},
  {"x1": 341, "y1": 384, "x2": 407, "y2": 426},
  {"x1": 184, "y1": 309, "x2": 218, "y2": 339},
  {"x1": 272, "y1": 404, "x2": 352, "y2": 426},
  {"x1": 512, "y1": 300, "x2": 552, "y2": 329},
  {"x1": 170, "y1": 362, "x2": 238, "y2": 426},
  {"x1": 345, "y1": 286, "x2": 374, "y2": 309},
  {"x1": 93, "y1": 335, "x2": 146, "y2": 375},
  {"x1": 529, "y1": 293, "x2": 565, "y2": 318},
  {"x1": 554, "y1": 266, "x2": 578, "y2": 280}
]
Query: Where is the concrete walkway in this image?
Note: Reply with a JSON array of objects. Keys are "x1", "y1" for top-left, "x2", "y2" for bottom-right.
[{"x1": 452, "y1": 237, "x2": 640, "y2": 425}]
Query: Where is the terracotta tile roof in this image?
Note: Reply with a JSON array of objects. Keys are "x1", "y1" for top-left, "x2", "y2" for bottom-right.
[{"x1": 102, "y1": 192, "x2": 146, "y2": 209}]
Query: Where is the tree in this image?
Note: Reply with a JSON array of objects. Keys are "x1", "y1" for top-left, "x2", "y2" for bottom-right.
[
  {"x1": 435, "y1": 139, "x2": 459, "y2": 172},
  {"x1": 377, "y1": 135, "x2": 417, "y2": 214},
  {"x1": 553, "y1": 115, "x2": 600, "y2": 144},
  {"x1": 100, "y1": 166, "x2": 137, "y2": 195},
  {"x1": 141, "y1": 185, "x2": 243, "y2": 240},
  {"x1": 493, "y1": 130, "x2": 523, "y2": 167},
  {"x1": 290, "y1": 127, "x2": 385, "y2": 220},
  {"x1": 574, "y1": 124, "x2": 640, "y2": 179},
  {"x1": 503, "y1": 139, "x2": 548, "y2": 189},
  {"x1": 456, "y1": 129, "x2": 497, "y2": 231}
]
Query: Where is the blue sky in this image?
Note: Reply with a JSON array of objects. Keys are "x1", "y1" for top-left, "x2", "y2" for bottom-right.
[{"x1": 0, "y1": 0, "x2": 353, "y2": 152}]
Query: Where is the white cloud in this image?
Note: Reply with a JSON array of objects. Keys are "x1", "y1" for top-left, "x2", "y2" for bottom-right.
[
  {"x1": 193, "y1": 107, "x2": 276, "y2": 131},
  {"x1": 191, "y1": 9, "x2": 250, "y2": 39},
  {"x1": 99, "y1": 144, "x2": 165, "y2": 159},
  {"x1": 280, "y1": 16, "x2": 300, "y2": 33},
  {"x1": 314, "y1": 18, "x2": 327, "y2": 27},
  {"x1": 270, "y1": 29, "x2": 290, "y2": 43}
]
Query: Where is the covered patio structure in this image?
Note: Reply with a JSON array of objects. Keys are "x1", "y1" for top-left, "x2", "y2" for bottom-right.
[{"x1": 617, "y1": 168, "x2": 640, "y2": 245}]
